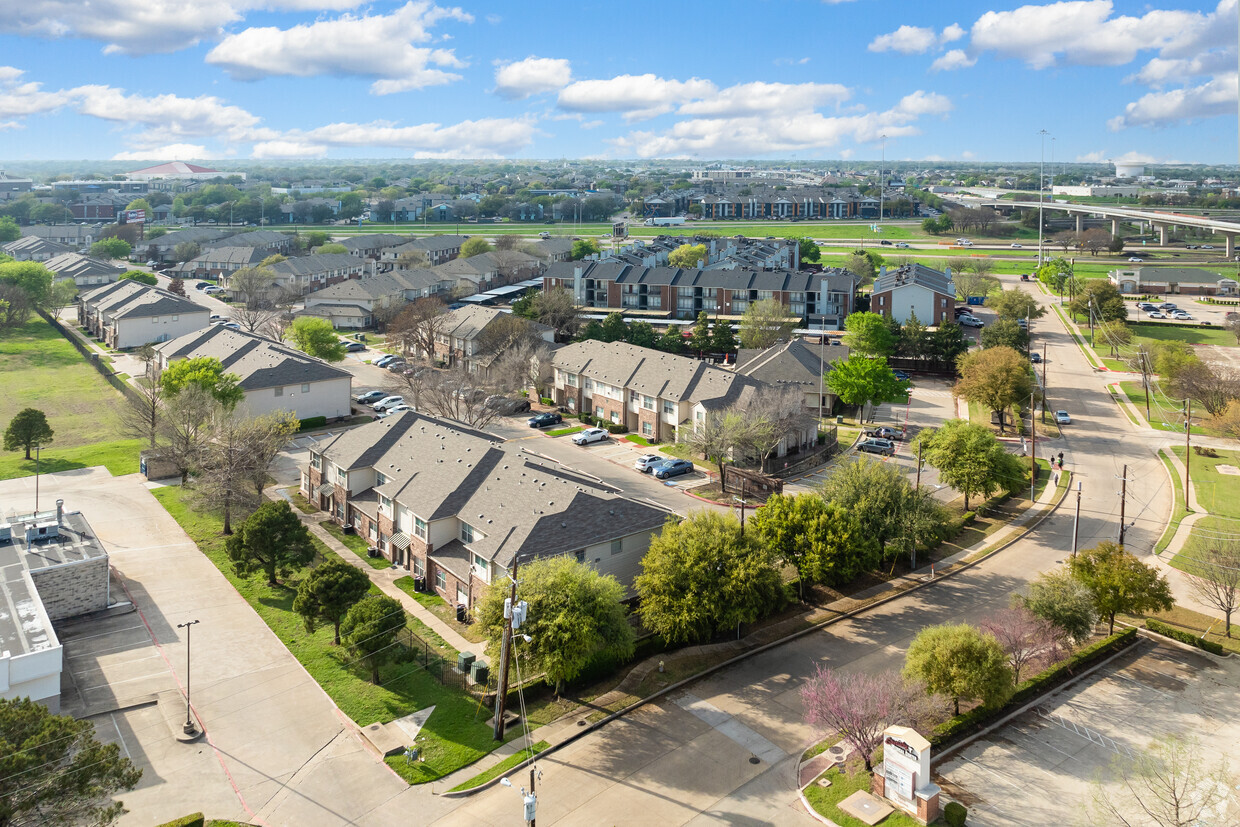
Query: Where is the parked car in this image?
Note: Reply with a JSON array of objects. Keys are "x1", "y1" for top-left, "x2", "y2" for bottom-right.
[
  {"x1": 864, "y1": 426, "x2": 900, "y2": 440},
  {"x1": 571, "y1": 427, "x2": 609, "y2": 446},
  {"x1": 1055, "y1": 410, "x2": 1071, "y2": 425},
  {"x1": 487, "y1": 395, "x2": 531, "y2": 415},
  {"x1": 527, "y1": 412, "x2": 563, "y2": 429},
  {"x1": 1136, "y1": 302, "x2": 1155, "y2": 311},
  {"x1": 1172, "y1": 311, "x2": 1192, "y2": 320},
  {"x1": 959, "y1": 316, "x2": 984, "y2": 328},
  {"x1": 1010, "y1": 243, "x2": 1023, "y2": 248},
  {"x1": 892, "y1": 370, "x2": 911, "y2": 381},
  {"x1": 202, "y1": 286, "x2": 225, "y2": 295},
  {"x1": 220, "y1": 322, "x2": 240, "y2": 330},
  {"x1": 652, "y1": 458, "x2": 695, "y2": 479},
  {"x1": 1030, "y1": 352, "x2": 1042, "y2": 364},
  {"x1": 895, "y1": 242, "x2": 910, "y2": 248},
  {"x1": 373, "y1": 396, "x2": 404, "y2": 412},
  {"x1": 209, "y1": 314, "x2": 226, "y2": 322},
  {"x1": 146, "y1": 260, "x2": 159, "y2": 267},
  {"x1": 195, "y1": 282, "x2": 214, "y2": 290},
  {"x1": 634, "y1": 454, "x2": 662, "y2": 473},
  {"x1": 342, "y1": 340, "x2": 366, "y2": 352},
  {"x1": 857, "y1": 438, "x2": 896, "y2": 457},
  {"x1": 1159, "y1": 303, "x2": 1178, "y2": 310},
  {"x1": 953, "y1": 306, "x2": 971, "y2": 317},
  {"x1": 355, "y1": 390, "x2": 387, "y2": 404},
  {"x1": 1147, "y1": 311, "x2": 1166, "y2": 319},
  {"x1": 384, "y1": 360, "x2": 409, "y2": 372},
  {"x1": 378, "y1": 404, "x2": 414, "y2": 418},
  {"x1": 373, "y1": 354, "x2": 399, "y2": 367}
]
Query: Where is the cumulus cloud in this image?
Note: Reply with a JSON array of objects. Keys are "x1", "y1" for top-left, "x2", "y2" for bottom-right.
[
  {"x1": 293, "y1": 115, "x2": 539, "y2": 156},
  {"x1": 931, "y1": 50, "x2": 977, "y2": 72},
  {"x1": 1128, "y1": 51, "x2": 1235, "y2": 87},
  {"x1": 677, "y1": 82, "x2": 850, "y2": 117},
  {"x1": 0, "y1": 74, "x2": 78, "y2": 118},
  {"x1": 1108, "y1": 73, "x2": 1238, "y2": 129},
  {"x1": 869, "y1": 23, "x2": 966, "y2": 54},
  {"x1": 74, "y1": 86, "x2": 266, "y2": 147},
  {"x1": 112, "y1": 143, "x2": 209, "y2": 161},
  {"x1": 251, "y1": 140, "x2": 328, "y2": 159},
  {"x1": 558, "y1": 74, "x2": 717, "y2": 121},
  {"x1": 493, "y1": 56, "x2": 572, "y2": 99},
  {"x1": 205, "y1": 2, "x2": 472, "y2": 94}
]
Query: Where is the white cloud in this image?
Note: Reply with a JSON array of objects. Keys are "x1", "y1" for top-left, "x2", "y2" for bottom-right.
[
  {"x1": 774, "y1": 57, "x2": 812, "y2": 66},
  {"x1": 111, "y1": 143, "x2": 209, "y2": 161},
  {"x1": 868, "y1": 25, "x2": 939, "y2": 54},
  {"x1": 205, "y1": 2, "x2": 472, "y2": 94},
  {"x1": 73, "y1": 86, "x2": 266, "y2": 146},
  {"x1": 960, "y1": 151, "x2": 975, "y2": 159},
  {"x1": 940, "y1": 23, "x2": 965, "y2": 43},
  {"x1": 0, "y1": 77, "x2": 77, "y2": 118},
  {"x1": 608, "y1": 90, "x2": 951, "y2": 158},
  {"x1": 1109, "y1": 73, "x2": 1238, "y2": 129},
  {"x1": 0, "y1": 67, "x2": 26, "y2": 83},
  {"x1": 251, "y1": 140, "x2": 328, "y2": 159},
  {"x1": 295, "y1": 116, "x2": 539, "y2": 156},
  {"x1": 493, "y1": 56, "x2": 572, "y2": 100},
  {"x1": 931, "y1": 50, "x2": 976, "y2": 72},
  {"x1": 557, "y1": 74, "x2": 717, "y2": 121},
  {"x1": 1076, "y1": 150, "x2": 1107, "y2": 162},
  {"x1": 1128, "y1": 51, "x2": 1235, "y2": 87},
  {"x1": 677, "y1": 82, "x2": 850, "y2": 118}
]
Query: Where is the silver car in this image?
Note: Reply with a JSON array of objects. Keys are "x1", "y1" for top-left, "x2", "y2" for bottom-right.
[{"x1": 634, "y1": 454, "x2": 661, "y2": 472}]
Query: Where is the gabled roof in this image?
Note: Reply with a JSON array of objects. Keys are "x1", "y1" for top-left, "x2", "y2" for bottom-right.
[
  {"x1": 437, "y1": 304, "x2": 552, "y2": 341},
  {"x1": 190, "y1": 246, "x2": 265, "y2": 266},
  {"x1": 552, "y1": 340, "x2": 765, "y2": 406},
  {"x1": 43, "y1": 252, "x2": 125, "y2": 280},
  {"x1": 310, "y1": 273, "x2": 410, "y2": 301},
  {"x1": 2, "y1": 236, "x2": 74, "y2": 257},
  {"x1": 873, "y1": 263, "x2": 954, "y2": 297},
  {"x1": 127, "y1": 161, "x2": 220, "y2": 175},
  {"x1": 203, "y1": 230, "x2": 291, "y2": 249},
  {"x1": 337, "y1": 234, "x2": 410, "y2": 253},
  {"x1": 157, "y1": 327, "x2": 351, "y2": 390},
  {"x1": 269, "y1": 253, "x2": 362, "y2": 277},
  {"x1": 80, "y1": 280, "x2": 206, "y2": 320},
  {"x1": 735, "y1": 337, "x2": 849, "y2": 387}
]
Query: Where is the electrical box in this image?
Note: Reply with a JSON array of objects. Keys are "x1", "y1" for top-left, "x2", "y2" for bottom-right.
[
  {"x1": 457, "y1": 652, "x2": 476, "y2": 673},
  {"x1": 470, "y1": 661, "x2": 488, "y2": 686}
]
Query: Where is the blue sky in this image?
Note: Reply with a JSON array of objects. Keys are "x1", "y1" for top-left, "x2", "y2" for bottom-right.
[{"x1": 0, "y1": 0, "x2": 1236, "y2": 165}]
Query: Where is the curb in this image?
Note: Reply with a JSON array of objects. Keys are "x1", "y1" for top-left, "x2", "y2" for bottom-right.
[{"x1": 444, "y1": 470, "x2": 1074, "y2": 797}]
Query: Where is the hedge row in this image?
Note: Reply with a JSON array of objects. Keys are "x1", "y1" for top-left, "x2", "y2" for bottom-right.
[
  {"x1": 1145, "y1": 619, "x2": 1225, "y2": 655},
  {"x1": 298, "y1": 416, "x2": 328, "y2": 431},
  {"x1": 156, "y1": 815, "x2": 204, "y2": 827},
  {"x1": 574, "y1": 412, "x2": 628, "y2": 434},
  {"x1": 930, "y1": 628, "x2": 1138, "y2": 749}
]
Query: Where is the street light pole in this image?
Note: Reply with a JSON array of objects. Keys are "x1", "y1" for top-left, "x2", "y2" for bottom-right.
[
  {"x1": 177, "y1": 619, "x2": 200, "y2": 735},
  {"x1": 879, "y1": 135, "x2": 887, "y2": 228},
  {"x1": 1071, "y1": 481, "x2": 1082, "y2": 557},
  {"x1": 1037, "y1": 129, "x2": 1049, "y2": 267},
  {"x1": 34, "y1": 445, "x2": 42, "y2": 513}
]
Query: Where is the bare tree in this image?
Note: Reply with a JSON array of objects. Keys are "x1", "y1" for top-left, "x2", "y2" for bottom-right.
[
  {"x1": 195, "y1": 410, "x2": 262, "y2": 535},
  {"x1": 119, "y1": 359, "x2": 163, "y2": 448},
  {"x1": 1090, "y1": 735, "x2": 1237, "y2": 827},
  {"x1": 970, "y1": 257, "x2": 997, "y2": 278},
  {"x1": 495, "y1": 235, "x2": 520, "y2": 251},
  {"x1": 388, "y1": 297, "x2": 447, "y2": 361},
  {"x1": 1052, "y1": 230, "x2": 1078, "y2": 252},
  {"x1": 1080, "y1": 227, "x2": 1113, "y2": 256},
  {"x1": 395, "y1": 248, "x2": 429, "y2": 270},
  {"x1": 532, "y1": 285, "x2": 580, "y2": 339},
  {"x1": 492, "y1": 337, "x2": 554, "y2": 398},
  {"x1": 979, "y1": 605, "x2": 1068, "y2": 684},
  {"x1": 241, "y1": 411, "x2": 299, "y2": 499},
  {"x1": 1182, "y1": 538, "x2": 1240, "y2": 637},
  {"x1": 157, "y1": 384, "x2": 218, "y2": 485},
  {"x1": 1171, "y1": 360, "x2": 1240, "y2": 417},
  {"x1": 685, "y1": 408, "x2": 751, "y2": 480},
  {"x1": 473, "y1": 313, "x2": 547, "y2": 363},
  {"x1": 413, "y1": 367, "x2": 506, "y2": 428},
  {"x1": 737, "y1": 386, "x2": 813, "y2": 470}
]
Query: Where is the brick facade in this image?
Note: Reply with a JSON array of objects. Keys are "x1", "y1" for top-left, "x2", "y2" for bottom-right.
[{"x1": 28, "y1": 557, "x2": 110, "y2": 621}]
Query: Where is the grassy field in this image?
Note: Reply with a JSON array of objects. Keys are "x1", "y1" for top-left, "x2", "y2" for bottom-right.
[
  {"x1": 323, "y1": 520, "x2": 390, "y2": 569},
  {"x1": 152, "y1": 485, "x2": 517, "y2": 783},
  {"x1": 0, "y1": 316, "x2": 127, "y2": 449},
  {"x1": 1117, "y1": 381, "x2": 1212, "y2": 435},
  {"x1": 1170, "y1": 446, "x2": 1240, "y2": 519},
  {"x1": 0, "y1": 438, "x2": 142, "y2": 480},
  {"x1": 1120, "y1": 604, "x2": 1240, "y2": 654},
  {"x1": 802, "y1": 765, "x2": 923, "y2": 827},
  {"x1": 393, "y1": 576, "x2": 488, "y2": 644},
  {"x1": 1155, "y1": 449, "x2": 1193, "y2": 556}
]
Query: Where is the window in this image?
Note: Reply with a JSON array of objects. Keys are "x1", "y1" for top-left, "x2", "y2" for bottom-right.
[
  {"x1": 584, "y1": 378, "x2": 594, "y2": 393},
  {"x1": 151, "y1": 316, "x2": 159, "y2": 324},
  {"x1": 435, "y1": 570, "x2": 446, "y2": 591},
  {"x1": 274, "y1": 387, "x2": 284, "y2": 397},
  {"x1": 379, "y1": 495, "x2": 391, "y2": 511},
  {"x1": 575, "y1": 549, "x2": 585, "y2": 563},
  {"x1": 595, "y1": 406, "x2": 603, "y2": 418},
  {"x1": 171, "y1": 315, "x2": 179, "y2": 322},
  {"x1": 336, "y1": 467, "x2": 347, "y2": 484},
  {"x1": 414, "y1": 516, "x2": 427, "y2": 540},
  {"x1": 460, "y1": 522, "x2": 476, "y2": 544},
  {"x1": 369, "y1": 524, "x2": 377, "y2": 540},
  {"x1": 642, "y1": 395, "x2": 654, "y2": 410},
  {"x1": 310, "y1": 454, "x2": 320, "y2": 470},
  {"x1": 642, "y1": 421, "x2": 653, "y2": 436},
  {"x1": 472, "y1": 554, "x2": 488, "y2": 574},
  {"x1": 413, "y1": 557, "x2": 425, "y2": 578},
  {"x1": 663, "y1": 400, "x2": 675, "y2": 415},
  {"x1": 611, "y1": 539, "x2": 623, "y2": 555},
  {"x1": 629, "y1": 390, "x2": 639, "y2": 404},
  {"x1": 375, "y1": 471, "x2": 387, "y2": 486},
  {"x1": 566, "y1": 373, "x2": 577, "y2": 387},
  {"x1": 610, "y1": 411, "x2": 620, "y2": 424},
  {"x1": 301, "y1": 383, "x2": 310, "y2": 393}
]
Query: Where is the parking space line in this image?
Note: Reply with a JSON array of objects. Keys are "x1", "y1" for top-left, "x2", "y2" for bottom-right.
[
  {"x1": 62, "y1": 624, "x2": 147, "y2": 644},
  {"x1": 110, "y1": 713, "x2": 133, "y2": 761},
  {"x1": 78, "y1": 667, "x2": 171, "y2": 694}
]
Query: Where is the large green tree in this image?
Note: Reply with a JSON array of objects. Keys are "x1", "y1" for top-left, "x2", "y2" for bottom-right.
[
  {"x1": 980, "y1": 317, "x2": 1030, "y2": 352},
  {"x1": 904, "y1": 623, "x2": 1014, "y2": 715},
  {"x1": 987, "y1": 289, "x2": 1046, "y2": 322},
  {"x1": 636, "y1": 513, "x2": 784, "y2": 644},
  {"x1": 0, "y1": 261, "x2": 53, "y2": 307},
  {"x1": 0, "y1": 217, "x2": 19, "y2": 243},
  {"x1": 225, "y1": 500, "x2": 317, "y2": 586},
  {"x1": 293, "y1": 559, "x2": 372, "y2": 644},
  {"x1": 460, "y1": 237, "x2": 493, "y2": 258},
  {"x1": 570, "y1": 239, "x2": 601, "y2": 260},
  {"x1": 599, "y1": 312, "x2": 629, "y2": 343},
  {"x1": 341, "y1": 594, "x2": 407, "y2": 684},
  {"x1": 689, "y1": 311, "x2": 712, "y2": 354},
  {"x1": 1018, "y1": 568, "x2": 1098, "y2": 643},
  {"x1": 954, "y1": 346, "x2": 1037, "y2": 433},
  {"x1": 668, "y1": 243, "x2": 707, "y2": 268},
  {"x1": 826, "y1": 355, "x2": 909, "y2": 422},
  {"x1": 89, "y1": 238, "x2": 131, "y2": 260},
  {"x1": 1070, "y1": 541, "x2": 1174, "y2": 634},
  {"x1": 712, "y1": 319, "x2": 737, "y2": 355},
  {"x1": 749, "y1": 493, "x2": 878, "y2": 592},
  {"x1": 820, "y1": 457, "x2": 912, "y2": 558},
  {"x1": 787, "y1": 236, "x2": 821, "y2": 263},
  {"x1": 3, "y1": 408, "x2": 54, "y2": 460},
  {"x1": 843, "y1": 311, "x2": 897, "y2": 357},
  {"x1": 119, "y1": 270, "x2": 157, "y2": 286},
  {"x1": 917, "y1": 419, "x2": 1025, "y2": 510},
  {"x1": 476, "y1": 556, "x2": 633, "y2": 694},
  {"x1": 160, "y1": 356, "x2": 244, "y2": 410},
  {"x1": 286, "y1": 317, "x2": 347, "y2": 362},
  {"x1": 738, "y1": 298, "x2": 797, "y2": 350},
  {"x1": 0, "y1": 697, "x2": 142, "y2": 827},
  {"x1": 1069, "y1": 280, "x2": 1128, "y2": 326}
]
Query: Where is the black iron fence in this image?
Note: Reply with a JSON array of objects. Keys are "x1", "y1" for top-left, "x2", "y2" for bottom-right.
[{"x1": 395, "y1": 626, "x2": 474, "y2": 693}]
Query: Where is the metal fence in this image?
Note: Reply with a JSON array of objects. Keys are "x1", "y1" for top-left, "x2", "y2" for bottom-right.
[{"x1": 395, "y1": 626, "x2": 474, "y2": 693}]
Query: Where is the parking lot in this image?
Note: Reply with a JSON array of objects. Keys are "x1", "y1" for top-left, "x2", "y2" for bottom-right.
[{"x1": 936, "y1": 638, "x2": 1240, "y2": 826}]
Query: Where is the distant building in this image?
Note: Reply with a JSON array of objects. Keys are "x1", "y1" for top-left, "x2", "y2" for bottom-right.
[
  {"x1": 1052, "y1": 185, "x2": 1140, "y2": 198},
  {"x1": 871, "y1": 264, "x2": 956, "y2": 325},
  {"x1": 0, "y1": 169, "x2": 33, "y2": 200},
  {"x1": 381, "y1": 235, "x2": 468, "y2": 267},
  {"x1": 21, "y1": 224, "x2": 101, "y2": 250},
  {"x1": 125, "y1": 161, "x2": 244, "y2": 182},
  {"x1": 2, "y1": 236, "x2": 74, "y2": 262},
  {"x1": 1109, "y1": 267, "x2": 1239, "y2": 297},
  {"x1": 1114, "y1": 162, "x2": 1145, "y2": 179},
  {"x1": 691, "y1": 169, "x2": 753, "y2": 181},
  {"x1": 78, "y1": 281, "x2": 209, "y2": 348},
  {"x1": 43, "y1": 252, "x2": 124, "y2": 289}
]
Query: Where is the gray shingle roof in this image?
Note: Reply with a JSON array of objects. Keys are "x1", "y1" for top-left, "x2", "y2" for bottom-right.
[
  {"x1": 874, "y1": 263, "x2": 954, "y2": 296},
  {"x1": 80, "y1": 279, "x2": 205, "y2": 319},
  {"x1": 2, "y1": 236, "x2": 73, "y2": 257},
  {"x1": 735, "y1": 338, "x2": 849, "y2": 387},
  {"x1": 269, "y1": 253, "x2": 361, "y2": 277},
  {"x1": 43, "y1": 252, "x2": 125, "y2": 281},
  {"x1": 156, "y1": 327, "x2": 351, "y2": 390},
  {"x1": 552, "y1": 340, "x2": 764, "y2": 406}
]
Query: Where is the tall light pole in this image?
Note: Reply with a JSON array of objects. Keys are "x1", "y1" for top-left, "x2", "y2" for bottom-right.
[
  {"x1": 879, "y1": 134, "x2": 887, "y2": 228},
  {"x1": 1037, "y1": 129, "x2": 1049, "y2": 267},
  {"x1": 177, "y1": 619, "x2": 200, "y2": 735},
  {"x1": 33, "y1": 445, "x2": 42, "y2": 513}
]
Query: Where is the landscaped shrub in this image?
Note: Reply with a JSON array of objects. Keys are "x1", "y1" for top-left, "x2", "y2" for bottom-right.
[
  {"x1": 1145, "y1": 619, "x2": 1225, "y2": 655},
  {"x1": 156, "y1": 815, "x2": 204, "y2": 827},
  {"x1": 961, "y1": 511, "x2": 976, "y2": 526},
  {"x1": 1192, "y1": 445, "x2": 1219, "y2": 458},
  {"x1": 298, "y1": 416, "x2": 328, "y2": 431},
  {"x1": 540, "y1": 397, "x2": 553, "y2": 405},
  {"x1": 605, "y1": 423, "x2": 628, "y2": 434},
  {"x1": 944, "y1": 801, "x2": 968, "y2": 827}
]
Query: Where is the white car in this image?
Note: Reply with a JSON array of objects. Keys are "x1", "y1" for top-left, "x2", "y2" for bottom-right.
[
  {"x1": 895, "y1": 242, "x2": 909, "y2": 248},
  {"x1": 634, "y1": 454, "x2": 661, "y2": 472},
  {"x1": 372, "y1": 395, "x2": 404, "y2": 412},
  {"x1": 1128, "y1": 257, "x2": 1144, "y2": 262},
  {"x1": 377, "y1": 404, "x2": 414, "y2": 418},
  {"x1": 571, "y1": 427, "x2": 609, "y2": 446},
  {"x1": 1055, "y1": 410, "x2": 1071, "y2": 425},
  {"x1": 1172, "y1": 312, "x2": 1192, "y2": 320},
  {"x1": 958, "y1": 315, "x2": 984, "y2": 328},
  {"x1": 1147, "y1": 311, "x2": 1166, "y2": 319},
  {"x1": 1010, "y1": 243, "x2": 1023, "y2": 248},
  {"x1": 1201, "y1": 245, "x2": 1215, "y2": 250}
]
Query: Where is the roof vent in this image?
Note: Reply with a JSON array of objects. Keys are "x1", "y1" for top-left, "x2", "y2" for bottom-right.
[{"x1": 561, "y1": 522, "x2": 567, "y2": 528}]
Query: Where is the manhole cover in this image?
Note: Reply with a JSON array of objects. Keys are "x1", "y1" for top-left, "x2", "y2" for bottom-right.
[
  {"x1": 577, "y1": 720, "x2": 586, "y2": 726},
  {"x1": 749, "y1": 756, "x2": 761, "y2": 765}
]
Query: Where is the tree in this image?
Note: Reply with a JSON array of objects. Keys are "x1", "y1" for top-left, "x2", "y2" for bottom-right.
[
  {"x1": 844, "y1": 250, "x2": 876, "y2": 285},
  {"x1": 738, "y1": 298, "x2": 797, "y2": 350},
  {"x1": 787, "y1": 236, "x2": 821, "y2": 263},
  {"x1": 160, "y1": 356, "x2": 243, "y2": 409},
  {"x1": 119, "y1": 270, "x2": 157, "y2": 286},
  {"x1": 685, "y1": 407, "x2": 750, "y2": 480},
  {"x1": 1069, "y1": 280, "x2": 1128, "y2": 326},
  {"x1": 896, "y1": 311, "x2": 929, "y2": 359},
  {"x1": 988, "y1": 289, "x2": 1046, "y2": 322},
  {"x1": 627, "y1": 320, "x2": 657, "y2": 349},
  {"x1": 341, "y1": 594, "x2": 406, "y2": 684},
  {"x1": 1089, "y1": 735, "x2": 1237, "y2": 827},
  {"x1": 952, "y1": 270, "x2": 1000, "y2": 301},
  {"x1": 954, "y1": 346, "x2": 1037, "y2": 433},
  {"x1": 119, "y1": 360, "x2": 162, "y2": 449},
  {"x1": 0, "y1": 696, "x2": 142, "y2": 827},
  {"x1": 89, "y1": 237, "x2": 131, "y2": 259},
  {"x1": 1180, "y1": 537, "x2": 1240, "y2": 637},
  {"x1": 226, "y1": 265, "x2": 277, "y2": 306},
  {"x1": 476, "y1": 556, "x2": 633, "y2": 695},
  {"x1": 635, "y1": 513, "x2": 784, "y2": 645},
  {"x1": 979, "y1": 606, "x2": 1066, "y2": 684},
  {"x1": 903, "y1": 623, "x2": 1014, "y2": 715},
  {"x1": 3, "y1": 408, "x2": 53, "y2": 460},
  {"x1": 293, "y1": 559, "x2": 372, "y2": 645},
  {"x1": 842, "y1": 311, "x2": 896, "y2": 356},
  {"x1": 460, "y1": 237, "x2": 493, "y2": 258},
  {"x1": 531, "y1": 285, "x2": 580, "y2": 339},
  {"x1": 750, "y1": 494, "x2": 878, "y2": 591},
  {"x1": 980, "y1": 317, "x2": 1030, "y2": 352},
  {"x1": 173, "y1": 241, "x2": 201, "y2": 263},
  {"x1": 1070, "y1": 541, "x2": 1174, "y2": 634},
  {"x1": 388, "y1": 297, "x2": 447, "y2": 361},
  {"x1": 826, "y1": 355, "x2": 909, "y2": 422},
  {"x1": 918, "y1": 419, "x2": 1024, "y2": 510},
  {"x1": 0, "y1": 216, "x2": 19, "y2": 243},
  {"x1": 688, "y1": 311, "x2": 712, "y2": 354},
  {"x1": 599, "y1": 311, "x2": 629, "y2": 343},
  {"x1": 286, "y1": 317, "x2": 347, "y2": 362},
  {"x1": 711, "y1": 319, "x2": 737, "y2": 355},
  {"x1": 929, "y1": 321, "x2": 970, "y2": 364},
  {"x1": 167, "y1": 277, "x2": 186, "y2": 297},
  {"x1": 1019, "y1": 568, "x2": 1098, "y2": 643},
  {"x1": 225, "y1": 500, "x2": 316, "y2": 586},
  {"x1": 1170, "y1": 359, "x2": 1240, "y2": 417},
  {"x1": 1099, "y1": 320, "x2": 1133, "y2": 359},
  {"x1": 668, "y1": 243, "x2": 707, "y2": 268},
  {"x1": 570, "y1": 238, "x2": 601, "y2": 260},
  {"x1": 820, "y1": 458, "x2": 911, "y2": 557},
  {"x1": 801, "y1": 668, "x2": 943, "y2": 772},
  {"x1": 1079, "y1": 227, "x2": 1113, "y2": 256},
  {"x1": 656, "y1": 323, "x2": 684, "y2": 353},
  {"x1": 197, "y1": 409, "x2": 296, "y2": 534}
]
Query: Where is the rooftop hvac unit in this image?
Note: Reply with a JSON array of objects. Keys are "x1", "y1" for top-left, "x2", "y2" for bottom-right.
[{"x1": 26, "y1": 521, "x2": 59, "y2": 543}]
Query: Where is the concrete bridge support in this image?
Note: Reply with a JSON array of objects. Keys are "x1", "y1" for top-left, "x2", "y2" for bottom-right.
[
  {"x1": 1154, "y1": 223, "x2": 1169, "y2": 245},
  {"x1": 1226, "y1": 233, "x2": 1235, "y2": 260},
  {"x1": 1112, "y1": 218, "x2": 1121, "y2": 237},
  {"x1": 1076, "y1": 214, "x2": 1084, "y2": 232}
]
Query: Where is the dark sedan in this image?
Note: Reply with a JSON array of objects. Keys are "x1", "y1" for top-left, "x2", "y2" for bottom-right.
[{"x1": 527, "y1": 412, "x2": 563, "y2": 429}]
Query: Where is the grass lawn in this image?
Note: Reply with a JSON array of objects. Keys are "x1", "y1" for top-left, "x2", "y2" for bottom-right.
[
  {"x1": 546, "y1": 425, "x2": 583, "y2": 437},
  {"x1": 1119, "y1": 604, "x2": 1240, "y2": 655},
  {"x1": 0, "y1": 317, "x2": 127, "y2": 449},
  {"x1": 152, "y1": 485, "x2": 517, "y2": 782},
  {"x1": 1170, "y1": 446, "x2": 1240, "y2": 519},
  {"x1": 657, "y1": 442, "x2": 695, "y2": 460},
  {"x1": 1117, "y1": 381, "x2": 1211, "y2": 435},
  {"x1": 1155, "y1": 450, "x2": 1193, "y2": 556},
  {"x1": 282, "y1": 486, "x2": 318, "y2": 514},
  {"x1": 447, "y1": 740, "x2": 549, "y2": 792},
  {"x1": 323, "y1": 520, "x2": 389, "y2": 569},
  {"x1": 394, "y1": 576, "x2": 488, "y2": 644},
  {"x1": 802, "y1": 765, "x2": 925, "y2": 827},
  {"x1": 624, "y1": 434, "x2": 654, "y2": 446},
  {"x1": 0, "y1": 438, "x2": 142, "y2": 481}
]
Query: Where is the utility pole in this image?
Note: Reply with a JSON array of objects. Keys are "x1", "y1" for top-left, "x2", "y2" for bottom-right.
[
  {"x1": 1143, "y1": 351, "x2": 1152, "y2": 423},
  {"x1": 529, "y1": 764, "x2": 538, "y2": 827},
  {"x1": 911, "y1": 441, "x2": 924, "y2": 572},
  {"x1": 492, "y1": 567, "x2": 526, "y2": 741},
  {"x1": 1071, "y1": 481, "x2": 1082, "y2": 557},
  {"x1": 1042, "y1": 343, "x2": 1048, "y2": 391},
  {"x1": 1118, "y1": 463, "x2": 1129, "y2": 545},
  {"x1": 177, "y1": 619, "x2": 200, "y2": 735},
  {"x1": 1030, "y1": 391, "x2": 1037, "y2": 502},
  {"x1": 1185, "y1": 399, "x2": 1192, "y2": 499},
  {"x1": 1038, "y1": 129, "x2": 1049, "y2": 266}
]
